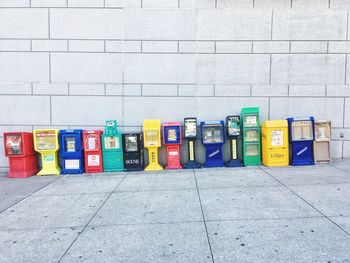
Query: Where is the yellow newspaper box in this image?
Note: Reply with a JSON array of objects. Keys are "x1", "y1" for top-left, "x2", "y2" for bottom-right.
[
  {"x1": 262, "y1": 120, "x2": 289, "y2": 167},
  {"x1": 33, "y1": 129, "x2": 61, "y2": 175},
  {"x1": 143, "y1": 119, "x2": 163, "y2": 171}
]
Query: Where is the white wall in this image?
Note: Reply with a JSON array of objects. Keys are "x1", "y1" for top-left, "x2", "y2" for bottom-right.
[{"x1": 1, "y1": 0, "x2": 350, "y2": 167}]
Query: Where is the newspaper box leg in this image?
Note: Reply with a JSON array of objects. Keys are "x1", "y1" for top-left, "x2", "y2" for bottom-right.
[
  {"x1": 145, "y1": 147, "x2": 163, "y2": 171},
  {"x1": 38, "y1": 152, "x2": 60, "y2": 176}
]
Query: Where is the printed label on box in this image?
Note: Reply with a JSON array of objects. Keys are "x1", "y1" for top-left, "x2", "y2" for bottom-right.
[
  {"x1": 88, "y1": 155, "x2": 100, "y2": 166},
  {"x1": 65, "y1": 159, "x2": 80, "y2": 169},
  {"x1": 44, "y1": 154, "x2": 54, "y2": 164},
  {"x1": 271, "y1": 130, "x2": 283, "y2": 146}
]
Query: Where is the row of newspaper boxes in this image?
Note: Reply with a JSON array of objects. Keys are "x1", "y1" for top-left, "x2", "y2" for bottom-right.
[{"x1": 3, "y1": 107, "x2": 332, "y2": 178}]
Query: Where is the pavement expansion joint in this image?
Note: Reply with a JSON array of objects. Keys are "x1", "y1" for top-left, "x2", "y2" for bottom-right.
[
  {"x1": 259, "y1": 166, "x2": 350, "y2": 237},
  {"x1": 57, "y1": 174, "x2": 128, "y2": 263}
]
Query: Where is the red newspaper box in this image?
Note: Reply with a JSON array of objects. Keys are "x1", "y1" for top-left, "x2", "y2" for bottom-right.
[
  {"x1": 3, "y1": 132, "x2": 38, "y2": 178},
  {"x1": 83, "y1": 130, "x2": 103, "y2": 173},
  {"x1": 162, "y1": 122, "x2": 182, "y2": 169}
]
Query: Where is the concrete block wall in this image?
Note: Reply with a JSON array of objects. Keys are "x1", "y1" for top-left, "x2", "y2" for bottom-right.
[{"x1": 1, "y1": 0, "x2": 350, "y2": 167}]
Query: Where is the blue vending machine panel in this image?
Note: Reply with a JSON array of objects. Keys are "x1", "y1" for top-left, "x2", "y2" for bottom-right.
[
  {"x1": 287, "y1": 117, "x2": 315, "y2": 166},
  {"x1": 163, "y1": 125, "x2": 181, "y2": 145},
  {"x1": 59, "y1": 129, "x2": 84, "y2": 174},
  {"x1": 200, "y1": 121, "x2": 225, "y2": 168}
]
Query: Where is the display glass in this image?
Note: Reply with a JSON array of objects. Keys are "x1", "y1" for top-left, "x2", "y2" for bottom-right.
[
  {"x1": 227, "y1": 116, "x2": 240, "y2": 136},
  {"x1": 244, "y1": 130, "x2": 258, "y2": 142},
  {"x1": 35, "y1": 131, "x2": 57, "y2": 151},
  {"x1": 315, "y1": 123, "x2": 331, "y2": 141},
  {"x1": 244, "y1": 115, "x2": 258, "y2": 127},
  {"x1": 145, "y1": 131, "x2": 159, "y2": 146},
  {"x1": 5, "y1": 134, "x2": 22, "y2": 155},
  {"x1": 85, "y1": 134, "x2": 99, "y2": 151},
  {"x1": 202, "y1": 125, "x2": 223, "y2": 144},
  {"x1": 104, "y1": 136, "x2": 119, "y2": 149},
  {"x1": 292, "y1": 121, "x2": 313, "y2": 141},
  {"x1": 125, "y1": 135, "x2": 138, "y2": 152},
  {"x1": 167, "y1": 128, "x2": 177, "y2": 142},
  {"x1": 65, "y1": 137, "x2": 76, "y2": 152},
  {"x1": 184, "y1": 118, "x2": 197, "y2": 138},
  {"x1": 271, "y1": 130, "x2": 284, "y2": 146},
  {"x1": 246, "y1": 144, "x2": 259, "y2": 156}
]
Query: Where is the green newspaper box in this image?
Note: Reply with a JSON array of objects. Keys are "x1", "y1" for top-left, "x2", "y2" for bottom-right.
[
  {"x1": 241, "y1": 107, "x2": 261, "y2": 166},
  {"x1": 102, "y1": 120, "x2": 124, "y2": 172}
]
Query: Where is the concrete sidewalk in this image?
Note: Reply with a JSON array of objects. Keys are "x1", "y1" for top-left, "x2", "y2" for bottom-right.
[{"x1": 0, "y1": 160, "x2": 349, "y2": 263}]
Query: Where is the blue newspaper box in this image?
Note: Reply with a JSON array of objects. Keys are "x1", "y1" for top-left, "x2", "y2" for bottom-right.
[
  {"x1": 287, "y1": 117, "x2": 315, "y2": 166},
  {"x1": 200, "y1": 121, "x2": 225, "y2": 168},
  {"x1": 59, "y1": 129, "x2": 84, "y2": 174}
]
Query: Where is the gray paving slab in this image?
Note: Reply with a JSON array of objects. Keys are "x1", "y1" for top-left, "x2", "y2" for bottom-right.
[
  {"x1": 334, "y1": 165, "x2": 350, "y2": 173},
  {"x1": 0, "y1": 227, "x2": 83, "y2": 263},
  {"x1": 332, "y1": 158, "x2": 350, "y2": 166},
  {"x1": 290, "y1": 183, "x2": 350, "y2": 217},
  {"x1": 116, "y1": 171, "x2": 195, "y2": 192},
  {"x1": 0, "y1": 193, "x2": 108, "y2": 230},
  {"x1": 200, "y1": 186, "x2": 319, "y2": 221},
  {"x1": 262, "y1": 165, "x2": 350, "y2": 185},
  {"x1": 60, "y1": 223, "x2": 212, "y2": 263},
  {"x1": 0, "y1": 194, "x2": 25, "y2": 212},
  {"x1": 195, "y1": 167, "x2": 278, "y2": 189},
  {"x1": 0, "y1": 169, "x2": 8, "y2": 179},
  {"x1": 0, "y1": 175, "x2": 60, "y2": 196},
  {"x1": 90, "y1": 190, "x2": 202, "y2": 226},
  {"x1": 331, "y1": 159, "x2": 350, "y2": 172},
  {"x1": 206, "y1": 218, "x2": 350, "y2": 263},
  {"x1": 33, "y1": 174, "x2": 124, "y2": 196},
  {"x1": 330, "y1": 216, "x2": 350, "y2": 234},
  {"x1": 0, "y1": 162, "x2": 349, "y2": 263}
]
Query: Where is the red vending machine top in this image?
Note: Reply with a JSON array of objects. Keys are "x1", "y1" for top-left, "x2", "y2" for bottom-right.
[
  {"x1": 3, "y1": 132, "x2": 38, "y2": 178},
  {"x1": 83, "y1": 130, "x2": 103, "y2": 173}
]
